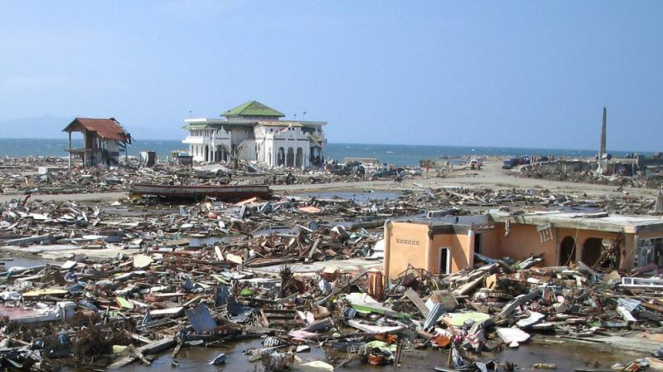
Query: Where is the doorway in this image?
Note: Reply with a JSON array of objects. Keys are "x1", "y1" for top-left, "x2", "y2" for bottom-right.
[
  {"x1": 559, "y1": 236, "x2": 576, "y2": 265},
  {"x1": 439, "y1": 247, "x2": 451, "y2": 275},
  {"x1": 286, "y1": 148, "x2": 295, "y2": 167},
  {"x1": 582, "y1": 238, "x2": 603, "y2": 266},
  {"x1": 295, "y1": 148, "x2": 304, "y2": 168},
  {"x1": 474, "y1": 233, "x2": 482, "y2": 254}
]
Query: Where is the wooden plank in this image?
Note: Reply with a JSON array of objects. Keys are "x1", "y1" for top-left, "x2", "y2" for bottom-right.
[
  {"x1": 107, "y1": 337, "x2": 176, "y2": 370},
  {"x1": 640, "y1": 302, "x2": 663, "y2": 314},
  {"x1": 405, "y1": 288, "x2": 430, "y2": 317}
]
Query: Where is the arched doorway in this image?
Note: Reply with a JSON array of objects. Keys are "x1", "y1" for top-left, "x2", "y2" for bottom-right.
[
  {"x1": 559, "y1": 236, "x2": 576, "y2": 265},
  {"x1": 286, "y1": 148, "x2": 294, "y2": 167},
  {"x1": 582, "y1": 238, "x2": 603, "y2": 266},
  {"x1": 204, "y1": 145, "x2": 209, "y2": 162},
  {"x1": 295, "y1": 148, "x2": 303, "y2": 168},
  {"x1": 277, "y1": 147, "x2": 285, "y2": 166},
  {"x1": 310, "y1": 146, "x2": 322, "y2": 166},
  {"x1": 216, "y1": 145, "x2": 228, "y2": 163}
]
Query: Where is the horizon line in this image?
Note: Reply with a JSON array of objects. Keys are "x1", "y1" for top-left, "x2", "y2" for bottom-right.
[{"x1": 0, "y1": 137, "x2": 655, "y2": 154}]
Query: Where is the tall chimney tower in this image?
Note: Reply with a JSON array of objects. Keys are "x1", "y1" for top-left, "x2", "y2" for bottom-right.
[
  {"x1": 597, "y1": 107, "x2": 607, "y2": 174},
  {"x1": 600, "y1": 107, "x2": 607, "y2": 158}
]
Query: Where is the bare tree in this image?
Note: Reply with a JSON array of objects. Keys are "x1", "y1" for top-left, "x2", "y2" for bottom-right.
[{"x1": 230, "y1": 143, "x2": 244, "y2": 170}]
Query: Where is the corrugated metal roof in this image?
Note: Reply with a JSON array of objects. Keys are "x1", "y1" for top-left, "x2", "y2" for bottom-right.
[
  {"x1": 62, "y1": 118, "x2": 131, "y2": 142},
  {"x1": 222, "y1": 101, "x2": 285, "y2": 118},
  {"x1": 185, "y1": 304, "x2": 217, "y2": 333},
  {"x1": 182, "y1": 123, "x2": 213, "y2": 130}
]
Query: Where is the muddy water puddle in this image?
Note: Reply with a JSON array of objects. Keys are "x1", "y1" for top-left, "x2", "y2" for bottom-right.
[
  {"x1": 68, "y1": 337, "x2": 643, "y2": 372},
  {"x1": 294, "y1": 191, "x2": 400, "y2": 204},
  {"x1": 0, "y1": 255, "x2": 62, "y2": 269}
]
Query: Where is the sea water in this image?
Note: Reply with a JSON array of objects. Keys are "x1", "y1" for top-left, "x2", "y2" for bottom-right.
[{"x1": 0, "y1": 138, "x2": 647, "y2": 167}]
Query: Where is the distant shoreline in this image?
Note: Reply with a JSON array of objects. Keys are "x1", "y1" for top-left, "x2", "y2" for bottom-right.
[
  {"x1": 0, "y1": 137, "x2": 654, "y2": 155},
  {"x1": 0, "y1": 138, "x2": 652, "y2": 167}
]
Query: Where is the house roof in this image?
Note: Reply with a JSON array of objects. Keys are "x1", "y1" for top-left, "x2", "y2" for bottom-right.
[
  {"x1": 62, "y1": 118, "x2": 131, "y2": 142},
  {"x1": 222, "y1": 101, "x2": 285, "y2": 118},
  {"x1": 489, "y1": 211, "x2": 663, "y2": 234},
  {"x1": 182, "y1": 123, "x2": 213, "y2": 130}
]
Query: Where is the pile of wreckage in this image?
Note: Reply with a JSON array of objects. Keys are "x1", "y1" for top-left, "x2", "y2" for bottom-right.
[
  {"x1": 517, "y1": 164, "x2": 663, "y2": 190},
  {"x1": 382, "y1": 255, "x2": 663, "y2": 371},
  {"x1": 0, "y1": 156, "x2": 399, "y2": 197},
  {"x1": 0, "y1": 191, "x2": 423, "y2": 255},
  {"x1": 1, "y1": 178, "x2": 663, "y2": 370},
  {"x1": 1, "y1": 244, "x2": 662, "y2": 371},
  {"x1": 413, "y1": 186, "x2": 661, "y2": 215}
]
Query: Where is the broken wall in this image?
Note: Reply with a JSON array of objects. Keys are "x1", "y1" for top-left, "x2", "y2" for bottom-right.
[
  {"x1": 487, "y1": 223, "x2": 630, "y2": 269},
  {"x1": 385, "y1": 222, "x2": 430, "y2": 279},
  {"x1": 385, "y1": 222, "x2": 474, "y2": 279}
]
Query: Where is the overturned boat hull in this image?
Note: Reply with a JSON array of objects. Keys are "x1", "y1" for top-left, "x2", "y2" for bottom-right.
[{"x1": 130, "y1": 184, "x2": 271, "y2": 201}]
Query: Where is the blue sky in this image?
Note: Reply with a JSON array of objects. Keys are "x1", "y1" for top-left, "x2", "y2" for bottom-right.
[{"x1": 0, "y1": 1, "x2": 661, "y2": 151}]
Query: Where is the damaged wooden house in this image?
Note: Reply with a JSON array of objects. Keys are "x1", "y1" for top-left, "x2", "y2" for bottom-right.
[
  {"x1": 384, "y1": 211, "x2": 663, "y2": 280},
  {"x1": 63, "y1": 117, "x2": 132, "y2": 168}
]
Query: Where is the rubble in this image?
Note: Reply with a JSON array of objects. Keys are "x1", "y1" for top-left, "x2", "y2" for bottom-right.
[{"x1": 0, "y1": 158, "x2": 662, "y2": 371}]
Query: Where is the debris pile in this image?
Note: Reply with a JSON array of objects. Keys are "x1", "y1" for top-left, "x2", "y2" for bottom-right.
[
  {"x1": 0, "y1": 156, "x2": 416, "y2": 196},
  {"x1": 0, "y1": 236, "x2": 661, "y2": 371},
  {"x1": 0, "y1": 160, "x2": 663, "y2": 370}
]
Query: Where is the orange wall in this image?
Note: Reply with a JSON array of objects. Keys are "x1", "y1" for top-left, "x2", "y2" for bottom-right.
[
  {"x1": 555, "y1": 228, "x2": 622, "y2": 266},
  {"x1": 484, "y1": 224, "x2": 556, "y2": 265},
  {"x1": 484, "y1": 223, "x2": 632, "y2": 269},
  {"x1": 386, "y1": 222, "x2": 430, "y2": 279},
  {"x1": 385, "y1": 220, "x2": 658, "y2": 279},
  {"x1": 431, "y1": 233, "x2": 472, "y2": 273},
  {"x1": 386, "y1": 222, "x2": 473, "y2": 279}
]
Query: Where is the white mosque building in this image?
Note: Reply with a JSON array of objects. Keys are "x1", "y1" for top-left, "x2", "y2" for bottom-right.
[{"x1": 182, "y1": 101, "x2": 327, "y2": 168}]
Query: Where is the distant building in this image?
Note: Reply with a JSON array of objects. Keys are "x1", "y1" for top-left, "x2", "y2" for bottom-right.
[
  {"x1": 62, "y1": 118, "x2": 132, "y2": 168},
  {"x1": 182, "y1": 101, "x2": 327, "y2": 168}
]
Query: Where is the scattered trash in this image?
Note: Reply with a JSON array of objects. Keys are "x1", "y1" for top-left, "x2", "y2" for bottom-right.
[{"x1": 0, "y1": 156, "x2": 662, "y2": 371}]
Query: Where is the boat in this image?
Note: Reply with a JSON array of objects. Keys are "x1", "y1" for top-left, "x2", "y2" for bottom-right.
[{"x1": 130, "y1": 184, "x2": 271, "y2": 200}]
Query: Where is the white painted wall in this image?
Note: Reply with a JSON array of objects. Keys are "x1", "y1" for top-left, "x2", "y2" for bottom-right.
[{"x1": 182, "y1": 122, "x2": 327, "y2": 167}]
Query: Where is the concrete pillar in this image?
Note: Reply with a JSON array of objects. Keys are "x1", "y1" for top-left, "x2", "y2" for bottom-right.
[
  {"x1": 467, "y1": 229, "x2": 475, "y2": 268},
  {"x1": 554, "y1": 228, "x2": 559, "y2": 265},
  {"x1": 575, "y1": 236, "x2": 584, "y2": 264},
  {"x1": 628, "y1": 234, "x2": 639, "y2": 270},
  {"x1": 425, "y1": 228, "x2": 434, "y2": 274},
  {"x1": 83, "y1": 130, "x2": 88, "y2": 167},
  {"x1": 68, "y1": 132, "x2": 72, "y2": 170},
  {"x1": 383, "y1": 221, "x2": 392, "y2": 281}
]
